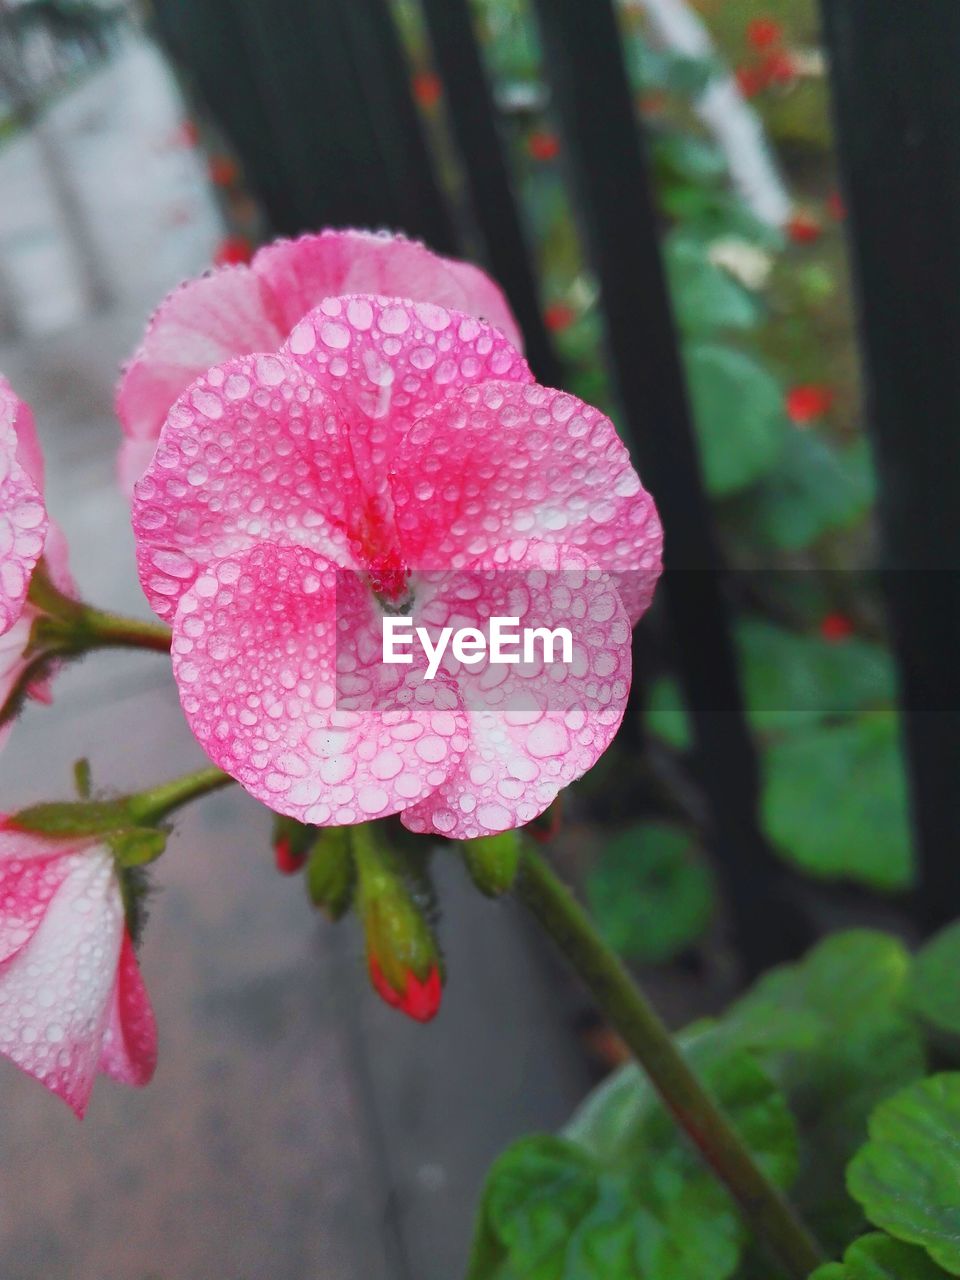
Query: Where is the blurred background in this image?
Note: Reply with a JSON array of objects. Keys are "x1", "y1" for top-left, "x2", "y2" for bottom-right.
[{"x1": 0, "y1": 1, "x2": 951, "y2": 1277}]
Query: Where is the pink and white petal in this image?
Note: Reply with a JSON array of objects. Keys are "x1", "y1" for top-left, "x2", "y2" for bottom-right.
[
  {"x1": 132, "y1": 353, "x2": 362, "y2": 621},
  {"x1": 171, "y1": 542, "x2": 468, "y2": 825},
  {"x1": 0, "y1": 844, "x2": 124, "y2": 1117},
  {"x1": 0, "y1": 422, "x2": 47, "y2": 636},
  {"x1": 0, "y1": 376, "x2": 44, "y2": 491},
  {"x1": 253, "y1": 229, "x2": 524, "y2": 351},
  {"x1": 279, "y1": 296, "x2": 532, "y2": 496},
  {"x1": 118, "y1": 436, "x2": 160, "y2": 499},
  {"x1": 401, "y1": 543, "x2": 632, "y2": 839},
  {"x1": 98, "y1": 930, "x2": 157, "y2": 1088},
  {"x1": 391, "y1": 380, "x2": 663, "y2": 624},
  {"x1": 0, "y1": 829, "x2": 80, "y2": 964},
  {"x1": 115, "y1": 266, "x2": 286, "y2": 443}
]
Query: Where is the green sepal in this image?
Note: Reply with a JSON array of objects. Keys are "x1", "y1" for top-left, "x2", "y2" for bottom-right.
[
  {"x1": 306, "y1": 828, "x2": 355, "y2": 919},
  {"x1": 354, "y1": 825, "x2": 441, "y2": 989},
  {"x1": 107, "y1": 826, "x2": 168, "y2": 868},
  {"x1": 9, "y1": 798, "x2": 136, "y2": 837},
  {"x1": 272, "y1": 813, "x2": 316, "y2": 862},
  {"x1": 462, "y1": 830, "x2": 521, "y2": 897}
]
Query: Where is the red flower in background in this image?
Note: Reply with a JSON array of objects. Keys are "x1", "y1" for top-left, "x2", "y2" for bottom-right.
[
  {"x1": 736, "y1": 65, "x2": 766, "y2": 99},
  {"x1": 786, "y1": 385, "x2": 835, "y2": 424},
  {"x1": 820, "y1": 613, "x2": 855, "y2": 643},
  {"x1": 828, "y1": 191, "x2": 847, "y2": 221},
  {"x1": 208, "y1": 155, "x2": 239, "y2": 188},
  {"x1": 760, "y1": 50, "x2": 798, "y2": 86},
  {"x1": 214, "y1": 235, "x2": 254, "y2": 266},
  {"x1": 412, "y1": 71, "x2": 442, "y2": 109},
  {"x1": 528, "y1": 131, "x2": 560, "y2": 162},
  {"x1": 788, "y1": 211, "x2": 822, "y2": 244},
  {"x1": 746, "y1": 18, "x2": 783, "y2": 51},
  {"x1": 544, "y1": 302, "x2": 576, "y2": 333}
]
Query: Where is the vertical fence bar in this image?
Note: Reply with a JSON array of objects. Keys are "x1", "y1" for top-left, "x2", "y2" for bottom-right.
[
  {"x1": 418, "y1": 0, "x2": 561, "y2": 386},
  {"x1": 819, "y1": 0, "x2": 960, "y2": 931},
  {"x1": 530, "y1": 0, "x2": 808, "y2": 971}
]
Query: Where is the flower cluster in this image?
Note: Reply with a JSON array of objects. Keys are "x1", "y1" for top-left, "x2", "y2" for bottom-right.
[{"x1": 0, "y1": 228, "x2": 662, "y2": 1111}]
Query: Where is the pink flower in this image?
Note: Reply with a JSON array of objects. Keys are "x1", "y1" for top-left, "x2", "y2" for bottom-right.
[
  {"x1": 0, "y1": 377, "x2": 75, "y2": 746},
  {"x1": 0, "y1": 821, "x2": 157, "y2": 1116},
  {"x1": 0, "y1": 377, "x2": 47, "y2": 635},
  {"x1": 132, "y1": 283, "x2": 662, "y2": 838},
  {"x1": 116, "y1": 229, "x2": 523, "y2": 491}
]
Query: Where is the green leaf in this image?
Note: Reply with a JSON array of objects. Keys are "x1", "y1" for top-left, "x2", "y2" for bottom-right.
[
  {"x1": 654, "y1": 135, "x2": 727, "y2": 185},
  {"x1": 760, "y1": 713, "x2": 914, "y2": 890},
  {"x1": 645, "y1": 621, "x2": 896, "y2": 749},
  {"x1": 470, "y1": 1030, "x2": 797, "y2": 1280},
  {"x1": 908, "y1": 922, "x2": 960, "y2": 1038},
  {"x1": 848, "y1": 1075, "x2": 960, "y2": 1275},
  {"x1": 665, "y1": 235, "x2": 761, "y2": 337},
  {"x1": 586, "y1": 823, "x2": 714, "y2": 964},
  {"x1": 811, "y1": 1233, "x2": 954, "y2": 1280},
  {"x1": 723, "y1": 932, "x2": 926, "y2": 1250},
  {"x1": 729, "y1": 431, "x2": 875, "y2": 551},
  {"x1": 684, "y1": 343, "x2": 788, "y2": 497}
]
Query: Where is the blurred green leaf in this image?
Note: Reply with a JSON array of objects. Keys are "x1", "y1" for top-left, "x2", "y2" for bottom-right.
[
  {"x1": 848, "y1": 1075, "x2": 960, "y2": 1275},
  {"x1": 665, "y1": 234, "x2": 761, "y2": 337},
  {"x1": 810, "y1": 1233, "x2": 954, "y2": 1280},
  {"x1": 469, "y1": 1029, "x2": 796, "y2": 1280},
  {"x1": 723, "y1": 932, "x2": 926, "y2": 1249},
  {"x1": 684, "y1": 343, "x2": 788, "y2": 496},
  {"x1": 761, "y1": 713, "x2": 913, "y2": 890},
  {"x1": 586, "y1": 823, "x2": 714, "y2": 964},
  {"x1": 729, "y1": 431, "x2": 875, "y2": 551},
  {"x1": 908, "y1": 922, "x2": 960, "y2": 1038}
]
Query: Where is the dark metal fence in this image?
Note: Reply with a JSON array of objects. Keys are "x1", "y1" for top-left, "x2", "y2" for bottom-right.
[{"x1": 149, "y1": 0, "x2": 959, "y2": 966}]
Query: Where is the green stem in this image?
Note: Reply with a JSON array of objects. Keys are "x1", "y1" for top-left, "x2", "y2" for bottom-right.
[
  {"x1": 127, "y1": 766, "x2": 233, "y2": 825},
  {"x1": 515, "y1": 845, "x2": 824, "y2": 1280},
  {"x1": 28, "y1": 562, "x2": 172, "y2": 654}
]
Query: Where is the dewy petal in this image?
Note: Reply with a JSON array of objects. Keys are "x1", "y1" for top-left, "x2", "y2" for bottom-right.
[
  {"x1": 401, "y1": 542, "x2": 632, "y2": 839},
  {"x1": 98, "y1": 930, "x2": 157, "y2": 1088},
  {"x1": 0, "y1": 839, "x2": 127, "y2": 1117},
  {"x1": 390, "y1": 380, "x2": 663, "y2": 624},
  {"x1": 116, "y1": 266, "x2": 286, "y2": 446},
  {"x1": 132, "y1": 353, "x2": 362, "y2": 621},
  {"x1": 116, "y1": 231, "x2": 524, "y2": 490},
  {"x1": 278, "y1": 295, "x2": 532, "y2": 518},
  {"x1": 0, "y1": 822, "x2": 81, "y2": 964},
  {"x1": 170, "y1": 542, "x2": 469, "y2": 825},
  {"x1": 253, "y1": 229, "x2": 524, "y2": 351},
  {"x1": 0, "y1": 378, "x2": 48, "y2": 635}
]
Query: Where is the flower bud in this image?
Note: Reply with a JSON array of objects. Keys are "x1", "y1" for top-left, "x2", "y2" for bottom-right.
[
  {"x1": 462, "y1": 830, "x2": 521, "y2": 897},
  {"x1": 353, "y1": 825, "x2": 443, "y2": 1022},
  {"x1": 305, "y1": 827, "x2": 354, "y2": 919},
  {"x1": 271, "y1": 814, "x2": 314, "y2": 875}
]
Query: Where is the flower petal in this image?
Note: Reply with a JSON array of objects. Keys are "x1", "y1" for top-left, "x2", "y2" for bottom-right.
[
  {"x1": 98, "y1": 930, "x2": 157, "y2": 1088},
  {"x1": 0, "y1": 823, "x2": 80, "y2": 964},
  {"x1": 115, "y1": 266, "x2": 286, "y2": 445},
  {"x1": 390, "y1": 381, "x2": 662, "y2": 624},
  {"x1": 253, "y1": 229, "x2": 524, "y2": 351},
  {"x1": 132, "y1": 353, "x2": 362, "y2": 620},
  {"x1": 0, "y1": 843, "x2": 124, "y2": 1117},
  {"x1": 279, "y1": 295, "x2": 532, "y2": 502},
  {"x1": 0, "y1": 380, "x2": 48, "y2": 635},
  {"x1": 401, "y1": 542, "x2": 632, "y2": 838},
  {"x1": 171, "y1": 542, "x2": 469, "y2": 824}
]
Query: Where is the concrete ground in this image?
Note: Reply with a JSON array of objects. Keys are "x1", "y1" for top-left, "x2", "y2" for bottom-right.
[{"x1": 0, "y1": 33, "x2": 593, "y2": 1280}]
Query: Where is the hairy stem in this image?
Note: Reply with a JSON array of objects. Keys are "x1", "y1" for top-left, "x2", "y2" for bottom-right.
[
  {"x1": 127, "y1": 767, "x2": 233, "y2": 826},
  {"x1": 515, "y1": 844, "x2": 824, "y2": 1279}
]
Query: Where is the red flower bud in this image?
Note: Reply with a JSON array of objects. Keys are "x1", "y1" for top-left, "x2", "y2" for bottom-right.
[
  {"x1": 528, "y1": 131, "x2": 560, "y2": 162},
  {"x1": 214, "y1": 236, "x2": 254, "y2": 267},
  {"x1": 274, "y1": 836, "x2": 307, "y2": 875},
  {"x1": 787, "y1": 211, "x2": 822, "y2": 244},
  {"x1": 544, "y1": 302, "x2": 576, "y2": 333},
  {"x1": 786, "y1": 384, "x2": 834, "y2": 424},
  {"x1": 368, "y1": 955, "x2": 442, "y2": 1022},
  {"x1": 412, "y1": 71, "x2": 442, "y2": 109},
  {"x1": 820, "y1": 612, "x2": 854, "y2": 642},
  {"x1": 746, "y1": 18, "x2": 783, "y2": 51}
]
